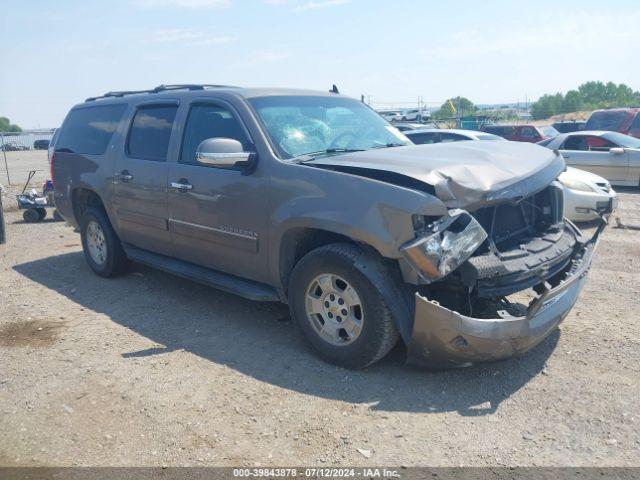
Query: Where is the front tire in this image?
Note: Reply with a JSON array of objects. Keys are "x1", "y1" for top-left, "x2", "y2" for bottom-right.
[
  {"x1": 80, "y1": 207, "x2": 130, "y2": 277},
  {"x1": 288, "y1": 243, "x2": 399, "y2": 369}
]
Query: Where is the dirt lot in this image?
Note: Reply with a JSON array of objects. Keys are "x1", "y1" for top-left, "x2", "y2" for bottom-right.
[
  {"x1": 0, "y1": 189, "x2": 639, "y2": 467},
  {"x1": 1, "y1": 150, "x2": 50, "y2": 188}
]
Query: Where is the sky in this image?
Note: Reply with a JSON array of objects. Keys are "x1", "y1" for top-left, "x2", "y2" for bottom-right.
[{"x1": 1, "y1": 0, "x2": 640, "y2": 128}]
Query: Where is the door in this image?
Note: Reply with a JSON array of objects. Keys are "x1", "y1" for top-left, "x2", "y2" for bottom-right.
[
  {"x1": 113, "y1": 102, "x2": 178, "y2": 256},
  {"x1": 167, "y1": 101, "x2": 269, "y2": 282},
  {"x1": 559, "y1": 134, "x2": 629, "y2": 182}
]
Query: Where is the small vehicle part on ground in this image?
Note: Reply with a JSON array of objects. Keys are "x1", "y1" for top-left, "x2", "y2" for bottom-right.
[
  {"x1": 481, "y1": 124, "x2": 559, "y2": 143},
  {"x1": 52, "y1": 85, "x2": 608, "y2": 369},
  {"x1": 585, "y1": 108, "x2": 640, "y2": 138},
  {"x1": 540, "y1": 130, "x2": 640, "y2": 186}
]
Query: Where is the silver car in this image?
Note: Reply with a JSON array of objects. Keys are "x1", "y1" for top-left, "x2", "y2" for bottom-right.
[{"x1": 541, "y1": 130, "x2": 640, "y2": 186}]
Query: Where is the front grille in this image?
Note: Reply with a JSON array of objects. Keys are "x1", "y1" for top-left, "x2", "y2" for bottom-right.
[{"x1": 472, "y1": 184, "x2": 564, "y2": 252}]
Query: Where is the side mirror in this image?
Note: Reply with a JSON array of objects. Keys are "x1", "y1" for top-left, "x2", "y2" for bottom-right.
[
  {"x1": 196, "y1": 138, "x2": 254, "y2": 169},
  {"x1": 610, "y1": 147, "x2": 625, "y2": 155}
]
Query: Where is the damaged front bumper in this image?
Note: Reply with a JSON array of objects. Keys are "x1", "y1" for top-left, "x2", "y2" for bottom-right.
[{"x1": 406, "y1": 217, "x2": 606, "y2": 368}]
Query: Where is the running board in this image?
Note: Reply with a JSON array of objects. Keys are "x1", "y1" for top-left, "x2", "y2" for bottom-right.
[{"x1": 122, "y1": 244, "x2": 280, "y2": 302}]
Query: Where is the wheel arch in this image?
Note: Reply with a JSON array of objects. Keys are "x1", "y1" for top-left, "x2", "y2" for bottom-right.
[{"x1": 71, "y1": 188, "x2": 107, "y2": 225}]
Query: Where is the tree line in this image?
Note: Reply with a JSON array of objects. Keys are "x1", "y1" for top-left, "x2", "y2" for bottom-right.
[
  {"x1": 530, "y1": 81, "x2": 640, "y2": 120},
  {"x1": 0, "y1": 116, "x2": 22, "y2": 132}
]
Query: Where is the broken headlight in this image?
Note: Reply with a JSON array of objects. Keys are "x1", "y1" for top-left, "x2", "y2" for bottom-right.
[{"x1": 402, "y1": 209, "x2": 488, "y2": 283}]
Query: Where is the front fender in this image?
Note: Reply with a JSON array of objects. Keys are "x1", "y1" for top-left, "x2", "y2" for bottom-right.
[{"x1": 270, "y1": 164, "x2": 447, "y2": 261}]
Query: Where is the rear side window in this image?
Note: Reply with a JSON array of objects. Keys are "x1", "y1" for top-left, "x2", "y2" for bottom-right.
[
  {"x1": 127, "y1": 105, "x2": 178, "y2": 161},
  {"x1": 56, "y1": 104, "x2": 126, "y2": 154}
]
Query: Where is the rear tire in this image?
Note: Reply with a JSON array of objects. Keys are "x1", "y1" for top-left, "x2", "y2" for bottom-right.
[
  {"x1": 37, "y1": 208, "x2": 47, "y2": 220},
  {"x1": 80, "y1": 207, "x2": 130, "y2": 278},
  {"x1": 288, "y1": 243, "x2": 399, "y2": 369}
]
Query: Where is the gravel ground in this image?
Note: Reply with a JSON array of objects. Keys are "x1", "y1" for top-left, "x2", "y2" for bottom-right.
[
  {"x1": 0, "y1": 150, "x2": 49, "y2": 188},
  {"x1": 0, "y1": 189, "x2": 639, "y2": 467}
]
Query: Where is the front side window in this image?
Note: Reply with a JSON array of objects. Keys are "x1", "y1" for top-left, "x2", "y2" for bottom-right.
[
  {"x1": 56, "y1": 104, "x2": 127, "y2": 155},
  {"x1": 127, "y1": 105, "x2": 178, "y2": 161},
  {"x1": 180, "y1": 104, "x2": 251, "y2": 165},
  {"x1": 248, "y1": 96, "x2": 411, "y2": 159},
  {"x1": 562, "y1": 135, "x2": 616, "y2": 151}
]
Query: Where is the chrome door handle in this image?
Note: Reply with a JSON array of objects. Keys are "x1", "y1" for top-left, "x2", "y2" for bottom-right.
[
  {"x1": 120, "y1": 170, "x2": 133, "y2": 181},
  {"x1": 170, "y1": 181, "x2": 193, "y2": 191}
]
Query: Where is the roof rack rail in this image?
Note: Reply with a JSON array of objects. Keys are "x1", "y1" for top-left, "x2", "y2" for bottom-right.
[{"x1": 85, "y1": 84, "x2": 239, "y2": 102}]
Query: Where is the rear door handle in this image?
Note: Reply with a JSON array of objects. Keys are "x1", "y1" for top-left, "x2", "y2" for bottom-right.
[
  {"x1": 170, "y1": 180, "x2": 193, "y2": 191},
  {"x1": 120, "y1": 170, "x2": 133, "y2": 181}
]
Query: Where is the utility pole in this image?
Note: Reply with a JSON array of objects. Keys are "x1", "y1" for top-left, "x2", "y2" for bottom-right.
[{"x1": 0, "y1": 182, "x2": 5, "y2": 244}]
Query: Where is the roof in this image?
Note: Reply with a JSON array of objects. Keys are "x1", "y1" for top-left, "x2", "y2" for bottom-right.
[{"x1": 79, "y1": 84, "x2": 341, "y2": 107}]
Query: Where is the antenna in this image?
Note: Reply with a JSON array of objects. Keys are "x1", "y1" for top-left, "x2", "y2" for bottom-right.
[{"x1": 330, "y1": 84, "x2": 340, "y2": 94}]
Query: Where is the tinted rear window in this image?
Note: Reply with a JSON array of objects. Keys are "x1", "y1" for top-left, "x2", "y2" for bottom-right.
[
  {"x1": 56, "y1": 104, "x2": 127, "y2": 154},
  {"x1": 127, "y1": 105, "x2": 178, "y2": 161}
]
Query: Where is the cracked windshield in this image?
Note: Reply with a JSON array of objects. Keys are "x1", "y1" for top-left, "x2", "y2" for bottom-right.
[{"x1": 249, "y1": 95, "x2": 410, "y2": 159}]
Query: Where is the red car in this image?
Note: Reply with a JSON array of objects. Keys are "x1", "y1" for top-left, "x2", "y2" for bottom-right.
[
  {"x1": 480, "y1": 124, "x2": 559, "y2": 143},
  {"x1": 585, "y1": 108, "x2": 640, "y2": 138}
]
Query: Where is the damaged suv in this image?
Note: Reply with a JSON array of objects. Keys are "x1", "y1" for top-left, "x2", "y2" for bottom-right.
[{"x1": 52, "y1": 85, "x2": 608, "y2": 369}]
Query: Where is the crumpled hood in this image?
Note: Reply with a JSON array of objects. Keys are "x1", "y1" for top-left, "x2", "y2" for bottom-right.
[{"x1": 311, "y1": 141, "x2": 566, "y2": 210}]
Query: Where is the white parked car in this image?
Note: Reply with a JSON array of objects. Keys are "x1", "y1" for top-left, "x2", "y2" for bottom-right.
[
  {"x1": 400, "y1": 108, "x2": 430, "y2": 122},
  {"x1": 559, "y1": 167, "x2": 617, "y2": 222},
  {"x1": 540, "y1": 130, "x2": 640, "y2": 186},
  {"x1": 406, "y1": 128, "x2": 617, "y2": 222},
  {"x1": 378, "y1": 110, "x2": 402, "y2": 122}
]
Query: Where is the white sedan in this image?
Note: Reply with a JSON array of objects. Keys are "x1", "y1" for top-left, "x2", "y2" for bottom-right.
[
  {"x1": 559, "y1": 167, "x2": 617, "y2": 222},
  {"x1": 405, "y1": 128, "x2": 617, "y2": 222},
  {"x1": 540, "y1": 130, "x2": 640, "y2": 186}
]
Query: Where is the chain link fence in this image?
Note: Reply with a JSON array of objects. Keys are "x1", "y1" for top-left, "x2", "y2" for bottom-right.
[{"x1": 1, "y1": 130, "x2": 54, "y2": 186}]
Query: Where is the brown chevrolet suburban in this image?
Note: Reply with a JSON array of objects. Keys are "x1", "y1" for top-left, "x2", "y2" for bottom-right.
[{"x1": 51, "y1": 84, "x2": 608, "y2": 369}]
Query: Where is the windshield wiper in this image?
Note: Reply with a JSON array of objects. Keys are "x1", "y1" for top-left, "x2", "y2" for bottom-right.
[{"x1": 296, "y1": 148, "x2": 365, "y2": 163}]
